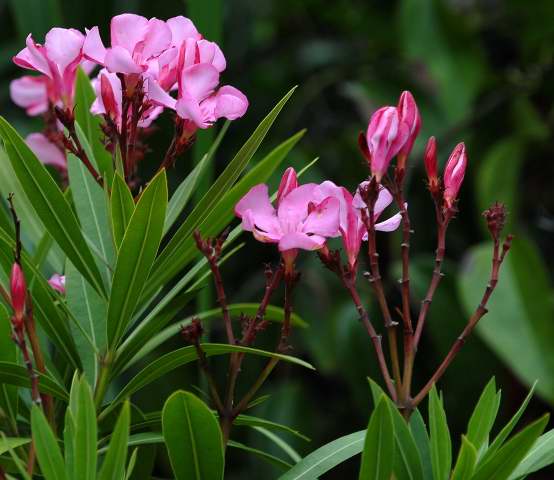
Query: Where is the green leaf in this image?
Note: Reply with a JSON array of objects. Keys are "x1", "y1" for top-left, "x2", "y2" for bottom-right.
[
  {"x1": 74, "y1": 69, "x2": 113, "y2": 181},
  {"x1": 66, "y1": 262, "x2": 106, "y2": 385},
  {"x1": 429, "y1": 386, "x2": 451, "y2": 480},
  {"x1": 458, "y1": 238, "x2": 554, "y2": 402},
  {"x1": 472, "y1": 414, "x2": 549, "y2": 480},
  {"x1": 73, "y1": 378, "x2": 97, "y2": 480},
  {"x1": 358, "y1": 396, "x2": 394, "y2": 480},
  {"x1": 368, "y1": 379, "x2": 424, "y2": 480},
  {"x1": 67, "y1": 150, "x2": 114, "y2": 283},
  {"x1": 98, "y1": 401, "x2": 130, "y2": 480},
  {"x1": 0, "y1": 117, "x2": 106, "y2": 297},
  {"x1": 482, "y1": 382, "x2": 537, "y2": 465},
  {"x1": 509, "y1": 429, "x2": 554, "y2": 479},
  {"x1": 31, "y1": 405, "x2": 68, "y2": 480},
  {"x1": 235, "y1": 414, "x2": 310, "y2": 442},
  {"x1": 102, "y1": 343, "x2": 314, "y2": 418},
  {"x1": 466, "y1": 378, "x2": 501, "y2": 454},
  {"x1": 0, "y1": 361, "x2": 68, "y2": 400},
  {"x1": 0, "y1": 304, "x2": 18, "y2": 431},
  {"x1": 451, "y1": 436, "x2": 477, "y2": 480},
  {"x1": 107, "y1": 170, "x2": 168, "y2": 347},
  {"x1": 144, "y1": 86, "x2": 297, "y2": 299},
  {"x1": 229, "y1": 439, "x2": 292, "y2": 470},
  {"x1": 409, "y1": 409, "x2": 433, "y2": 480},
  {"x1": 0, "y1": 437, "x2": 31, "y2": 455},
  {"x1": 253, "y1": 426, "x2": 301, "y2": 463},
  {"x1": 278, "y1": 430, "x2": 365, "y2": 480},
  {"x1": 162, "y1": 391, "x2": 224, "y2": 480},
  {"x1": 110, "y1": 173, "x2": 135, "y2": 251},
  {"x1": 63, "y1": 410, "x2": 75, "y2": 478}
]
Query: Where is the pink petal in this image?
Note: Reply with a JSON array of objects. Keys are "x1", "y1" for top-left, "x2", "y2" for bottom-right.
[
  {"x1": 48, "y1": 274, "x2": 66, "y2": 294},
  {"x1": 197, "y1": 40, "x2": 226, "y2": 72},
  {"x1": 44, "y1": 28, "x2": 84, "y2": 74},
  {"x1": 13, "y1": 35, "x2": 52, "y2": 78},
  {"x1": 278, "y1": 232, "x2": 326, "y2": 252},
  {"x1": 181, "y1": 63, "x2": 219, "y2": 101},
  {"x1": 167, "y1": 16, "x2": 201, "y2": 47},
  {"x1": 352, "y1": 182, "x2": 393, "y2": 218},
  {"x1": 214, "y1": 85, "x2": 248, "y2": 120},
  {"x1": 91, "y1": 70, "x2": 122, "y2": 120},
  {"x1": 83, "y1": 27, "x2": 107, "y2": 64},
  {"x1": 235, "y1": 184, "x2": 280, "y2": 235},
  {"x1": 105, "y1": 46, "x2": 143, "y2": 74},
  {"x1": 375, "y1": 212, "x2": 402, "y2": 232},
  {"x1": 146, "y1": 76, "x2": 176, "y2": 109},
  {"x1": 277, "y1": 167, "x2": 298, "y2": 206},
  {"x1": 175, "y1": 94, "x2": 208, "y2": 128},
  {"x1": 138, "y1": 105, "x2": 164, "y2": 128},
  {"x1": 139, "y1": 18, "x2": 172, "y2": 59},
  {"x1": 110, "y1": 13, "x2": 149, "y2": 53},
  {"x1": 26, "y1": 133, "x2": 66, "y2": 170},
  {"x1": 302, "y1": 196, "x2": 340, "y2": 237},
  {"x1": 10, "y1": 76, "x2": 49, "y2": 116},
  {"x1": 277, "y1": 183, "x2": 318, "y2": 228}
]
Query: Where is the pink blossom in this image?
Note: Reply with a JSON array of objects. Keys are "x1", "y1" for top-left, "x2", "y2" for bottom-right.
[
  {"x1": 235, "y1": 170, "x2": 340, "y2": 261},
  {"x1": 366, "y1": 106, "x2": 409, "y2": 181},
  {"x1": 84, "y1": 14, "x2": 172, "y2": 75},
  {"x1": 313, "y1": 181, "x2": 401, "y2": 269},
  {"x1": 9, "y1": 76, "x2": 50, "y2": 116},
  {"x1": 147, "y1": 57, "x2": 248, "y2": 129},
  {"x1": 26, "y1": 133, "x2": 66, "y2": 171},
  {"x1": 397, "y1": 90, "x2": 421, "y2": 160},
  {"x1": 13, "y1": 28, "x2": 86, "y2": 109},
  {"x1": 48, "y1": 274, "x2": 66, "y2": 294},
  {"x1": 443, "y1": 142, "x2": 467, "y2": 208}
]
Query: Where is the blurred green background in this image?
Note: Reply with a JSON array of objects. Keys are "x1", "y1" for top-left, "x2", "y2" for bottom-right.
[{"x1": 2, "y1": 0, "x2": 554, "y2": 478}]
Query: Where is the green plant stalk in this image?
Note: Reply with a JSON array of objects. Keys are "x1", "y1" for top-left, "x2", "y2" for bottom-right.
[{"x1": 94, "y1": 351, "x2": 113, "y2": 410}]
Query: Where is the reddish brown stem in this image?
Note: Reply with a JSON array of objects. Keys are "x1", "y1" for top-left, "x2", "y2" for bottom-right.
[{"x1": 412, "y1": 235, "x2": 512, "y2": 407}]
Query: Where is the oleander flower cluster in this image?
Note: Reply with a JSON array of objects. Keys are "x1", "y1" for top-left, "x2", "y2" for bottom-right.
[{"x1": 10, "y1": 13, "x2": 248, "y2": 172}]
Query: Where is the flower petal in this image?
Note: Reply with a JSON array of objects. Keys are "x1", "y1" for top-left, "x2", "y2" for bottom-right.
[
  {"x1": 13, "y1": 35, "x2": 52, "y2": 77},
  {"x1": 10, "y1": 76, "x2": 49, "y2": 116},
  {"x1": 181, "y1": 63, "x2": 219, "y2": 101},
  {"x1": 175, "y1": 94, "x2": 208, "y2": 128},
  {"x1": 146, "y1": 76, "x2": 176, "y2": 109},
  {"x1": 26, "y1": 133, "x2": 66, "y2": 170},
  {"x1": 302, "y1": 196, "x2": 340, "y2": 237},
  {"x1": 110, "y1": 13, "x2": 149, "y2": 53},
  {"x1": 83, "y1": 27, "x2": 107, "y2": 64},
  {"x1": 375, "y1": 212, "x2": 402, "y2": 232},
  {"x1": 105, "y1": 45, "x2": 143, "y2": 74},
  {"x1": 44, "y1": 28, "x2": 84, "y2": 74},
  {"x1": 278, "y1": 232, "x2": 326, "y2": 252},
  {"x1": 235, "y1": 184, "x2": 280, "y2": 235},
  {"x1": 277, "y1": 183, "x2": 318, "y2": 228},
  {"x1": 139, "y1": 18, "x2": 172, "y2": 59},
  {"x1": 167, "y1": 16, "x2": 201, "y2": 47},
  {"x1": 214, "y1": 85, "x2": 248, "y2": 120}
]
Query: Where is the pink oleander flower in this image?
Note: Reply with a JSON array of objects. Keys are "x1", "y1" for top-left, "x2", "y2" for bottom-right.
[
  {"x1": 366, "y1": 106, "x2": 409, "y2": 182},
  {"x1": 235, "y1": 169, "x2": 340, "y2": 267},
  {"x1": 313, "y1": 181, "x2": 401, "y2": 269},
  {"x1": 48, "y1": 274, "x2": 65, "y2": 294},
  {"x1": 84, "y1": 14, "x2": 172, "y2": 75},
  {"x1": 10, "y1": 263, "x2": 27, "y2": 324},
  {"x1": 147, "y1": 57, "x2": 248, "y2": 130},
  {"x1": 443, "y1": 142, "x2": 467, "y2": 208},
  {"x1": 26, "y1": 133, "x2": 66, "y2": 171},
  {"x1": 13, "y1": 28, "x2": 86, "y2": 110},
  {"x1": 90, "y1": 69, "x2": 163, "y2": 131},
  {"x1": 397, "y1": 90, "x2": 421, "y2": 162}
]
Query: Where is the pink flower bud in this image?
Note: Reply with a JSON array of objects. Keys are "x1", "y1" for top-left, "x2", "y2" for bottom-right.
[
  {"x1": 424, "y1": 136, "x2": 439, "y2": 193},
  {"x1": 443, "y1": 142, "x2": 467, "y2": 208},
  {"x1": 48, "y1": 274, "x2": 66, "y2": 294},
  {"x1": 10, "y1": 263, "x2": 26, "y2": 323},
  {"x1": 277, "y1": 167, "x2": 298, "y2": 206},
  {"x1": 100, "y1": 73, "x2": 120, "y2": 123},
  {"x1": 366, "y1": 106, "x2": 409, "y2": 182},
  {"x1": 397, "y1": 90, "x2": 421, "y2": 161}
]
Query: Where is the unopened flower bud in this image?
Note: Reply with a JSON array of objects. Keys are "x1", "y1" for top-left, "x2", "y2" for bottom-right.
[
  {"x1": 366, "y1": 106, "x2": 409, "y2": 182},
  {"x1": 424, "y1": 136, "x2": 440, "y2": 194},
  {"x1": 48, "y1": 274, "x2": 65, "y2": 294},
  {"x1": 443, "y1": 142, "x2": 467, "y2": 208},
  {"x1": 277, "y1": 167, "x2": 298, "y2": 206},
  {"x1": 10, "y1": 263, "x2": 26, "y2": 324},
  {"x1": 483, "y1": 202, "x2": 507, "y2": 241},
  {"x1": 396, "y1": 90, "x2": 421, "y2": 167},
  {"x1": 181, "y1": 318, "x2": 203, "y2": 344}
]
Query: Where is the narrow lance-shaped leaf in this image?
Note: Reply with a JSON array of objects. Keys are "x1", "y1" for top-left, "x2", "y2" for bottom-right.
[
  {"x1": 0, "y1": 117, "x2": 106, "y2": 297},
  {"x1": 358, "y1": 396, "x2": 394, "y2": 480},
  {"x1": 73, "y1": 378, "x2": 97, "y2": 480},
  {"x1": 0, "y1": 304, "x2": 18, "y2": 431},
  {"x1": 429, "y1": 386, "x2": 452, "y2": 480},
  {"x1": 110, "y1": 173, "x2": 135, "y2": 251},
  {"x1": 98, "y1": 401, "x2": 131, "y2": 480},
  {"x1": 162, "y1": 391, "x2": 224, "y2": 480},
  {"x1": 451, "y1": 436, "x2": 478, "y2": 480},
  {"x1": 31, "y1": 405, "x2": 68, "y2": 480},
  {"x1": 0, "y1": 361, "x2": 68, "y2": 400},
  {"x1": 466, "y1": 377, "x2": 501, "y2": 453},
  {"x1": 107, "y1": 170, "x2": 168, "y2": 348}
]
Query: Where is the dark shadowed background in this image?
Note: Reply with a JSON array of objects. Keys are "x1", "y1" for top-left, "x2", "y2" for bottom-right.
[{"x1": 2, "y1": 0, "x2": 554, "y2": 478}]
